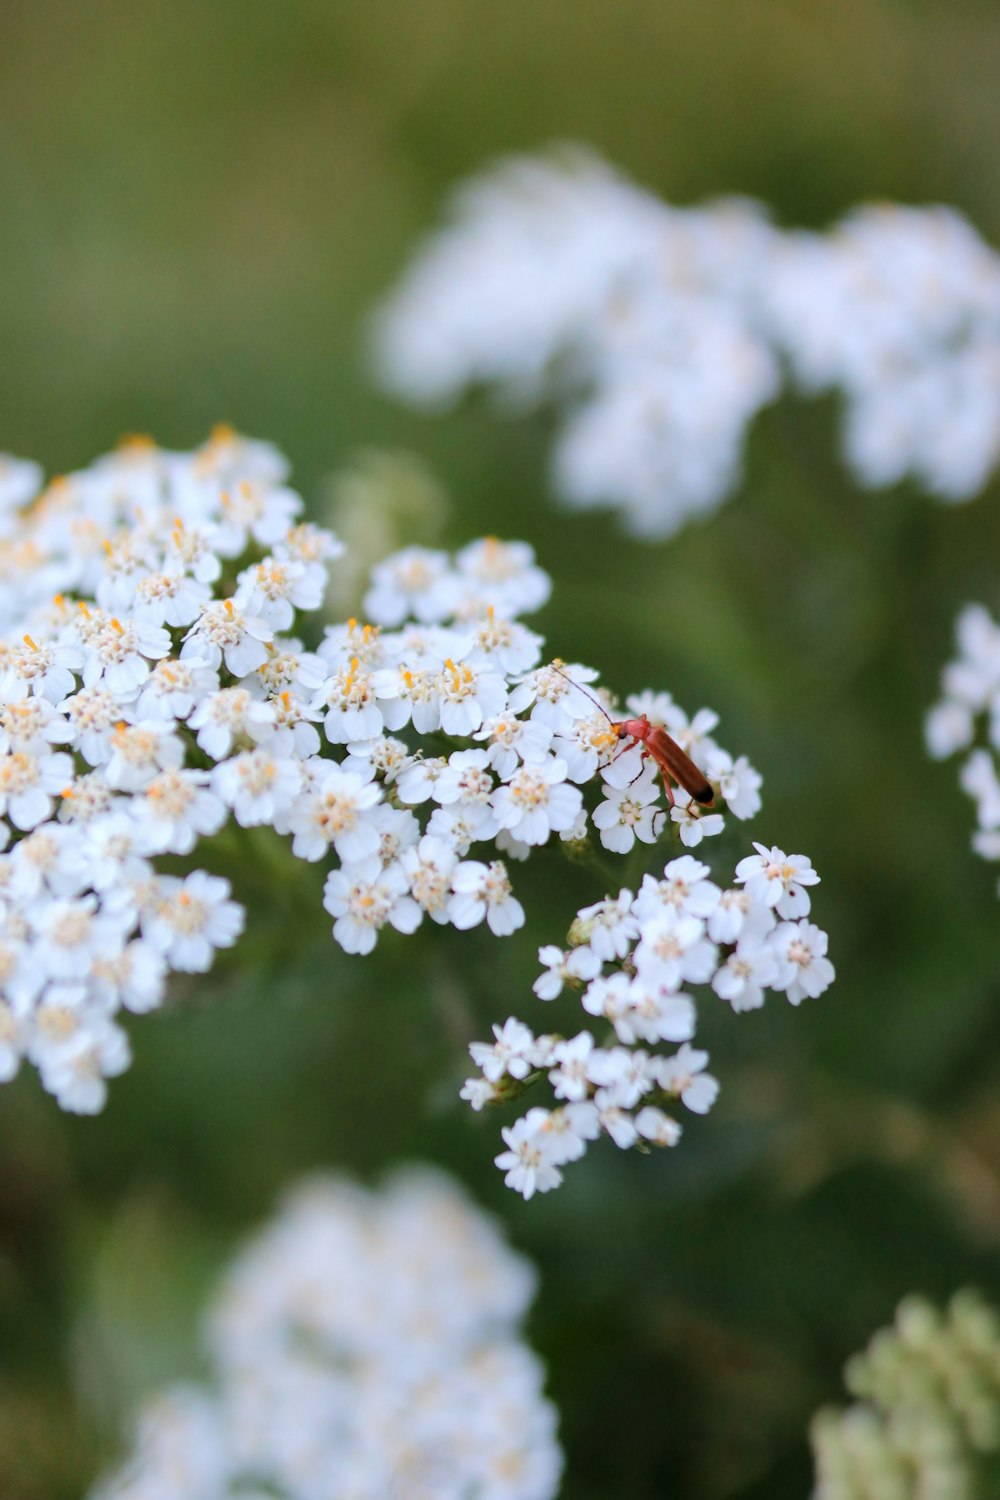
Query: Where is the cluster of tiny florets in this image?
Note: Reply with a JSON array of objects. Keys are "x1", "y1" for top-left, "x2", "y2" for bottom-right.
[
  {"x1": 0, "y1": 425, "x2": 781, "y2": 1116},
  {"x1": 374, "y1": 148, "x2": 1000, "y2": 536},
  {"x1": 927, "y1": 603, "x2": 1000, "y2": 885},
  {"x1": 811, "y1": 1291, "x2": 1000, "y2": 1500},
  {"x1": 463, "y1": 841, "x2": 833, "y2": 1197},
  {"x1": 88, "y1": 1168, "x2": 563, "y2": 1500}
]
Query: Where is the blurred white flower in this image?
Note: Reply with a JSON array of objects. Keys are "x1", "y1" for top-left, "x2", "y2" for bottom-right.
[
  {"x1": 375, "y1": 148, "x2": 1000, "y2": 532},
  {"x1": 88, "y1": 1169, "x2": 562, "y2": 1500}
]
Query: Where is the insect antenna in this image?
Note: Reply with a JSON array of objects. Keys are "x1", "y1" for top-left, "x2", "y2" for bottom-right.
[{"x1": 549, "y1": 661, "x2": 616, "y2": 724}]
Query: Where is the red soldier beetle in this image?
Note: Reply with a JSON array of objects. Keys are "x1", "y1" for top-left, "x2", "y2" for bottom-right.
[{"x1": 550, "y1": 663, "x2": 715, "y2": 809}]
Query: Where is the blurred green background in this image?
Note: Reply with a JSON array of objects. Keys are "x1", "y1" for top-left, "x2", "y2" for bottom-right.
[{"x1": 4, "y1": 2, "x2": 1000, "y2": 1496}]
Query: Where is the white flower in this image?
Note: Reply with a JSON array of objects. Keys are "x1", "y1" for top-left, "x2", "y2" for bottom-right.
[
  {"x1": 459, "y1": 1075, "x2": 502, "y2": 1110},
  {"x1": 135, "y1": 656, "x2": 218, "y2": 720},
  {"x1": 287, "y1": 766, "x2": 382, "y2": 863},
  {"x1": 632, "y1": 856, "x2": 721, "y2": 921},
  {"x1": 235, "y1": 556, "x2": 323, "y2": 630},
  {"x1": 495, "y1": 1109, "x2": 564, "y2": 1198},
  {"x1": 574, "y1": 891, "x2": 639, "y2": 960},
  {"x1": 532, "y1": 943, "x2": 601, "y2": 1001},
  {"x1": 712, "y1": 915, "x2": 779, "y2": 1013},
  {"x1": 105, "y1": 721, "x2": 184, "y2": 792},
  {"x1": 40, "y1": 1017, "x2": 131, "y2": 1114},
  {"x1": 432, "y1": 748, "x2": 496, "y2": 807},
  {"x1": 183, "y1": 598, "x2": 273, "y2": 677},
  {"x1": 322, "y1": 857, "x2": 421, "y2": 955},
  {"x1": 770, "y1": 919, "x2": 836, "y2": 1004},
  {"x1": 317, "y1": 657, "x2": 384, "y2": 743},
  {"x1": 212, "y1": 751, "x2": 301, "y2": 828},
  {"x1": 669, "y1": 791, "x2": 725, "y2": 848},
  {"x1": 363, "y1": 546, "x2": 458, "y2": 626},
  {"x1": 635, "y1": 1106, "x2": 682, "y2": 1147},
  {"x1": 0, "y1": 748, "x2": 74, "y2": 830},
  {"x1": 734, "y1": 842, "x2": 820, "y2": 917},
  {"x1": 548, "y1": 1032, "x2": 596, "y2": 1102},
  {"x1": 653, "y1": 1044, "x2": 719, "y2": 1114},
  {"x1": 449, "y1": 859, "x2": 525, "y2": 936},
  {"x1": 711, "y1": 751, "x2": 763, "y2": 819},
  {"x1": 189, "y1": 688, "x2": 274, "y2": 760},
  {"x1": 475, "y1": 711, "x2": 553, "y2": 778},
  {"x1": 707, "y1": 887, "x2": 754, "y2": 944},
  {"x1": 491, "y1": 757, "x2": 583, "y2": 845},
  {"x1": 470, "y1": 1017, "x2": 540, "y2": 1083},
  {"x1": 400, "y1": 835, "x2": 459, "y2": 923},
  {"x1": 130, "y1": 769, "x2": 228, "y2": 855},
  {"x1": 436, "y1": 658, "x2": 507, "y2": 736},
  {"x1": 143, "y1": 871, "x2": 244, "y2": 972},
  {"x1": 591, "y1": 769, "x2": 662, "y2": 852},
  {"x1": 633, "y1": 909, "x2": 717, "y2": 990},
  {"x1": 80, "y1": 612, "x2": 172, "y2": 694}
]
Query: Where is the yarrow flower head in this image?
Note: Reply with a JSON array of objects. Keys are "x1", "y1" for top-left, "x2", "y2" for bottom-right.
[
  {"x1": 0, "y1": 426, "x2": 829, "y2": 1181},
  {"x1": 87, "y1": 1168, "x2": 563, "y2": 1500},
  {"x1": 374, "y1": 147, "x2": 1000, "y2": 534}
]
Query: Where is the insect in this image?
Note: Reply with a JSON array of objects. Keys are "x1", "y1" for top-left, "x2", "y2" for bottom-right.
[{"x1": 550, "y1": 663, "x2": 715, "y2": 808}]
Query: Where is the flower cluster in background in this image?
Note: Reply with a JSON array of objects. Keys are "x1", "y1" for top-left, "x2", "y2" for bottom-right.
[
  {"x1": 464, "y1": 840, "x2": 832, "y2": 1197},
  {"x1": 927, "y1": 604, "x2": 1000, "y2": 883},
  {"x1": 810, "y1": 1291, "x2": 1000, "y2": 1499},
  {"x1": 374, "y1": 148, "x2": 1000, "y2": 536},
  {"x1": 88, "y1": 1168, "x2": 562, "y2": 1500}
]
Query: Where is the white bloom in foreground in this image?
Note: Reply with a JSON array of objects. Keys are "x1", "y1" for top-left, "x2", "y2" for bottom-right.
[
  {"x1": 465, "y1": 841, "x2": 832, "y2": 1196},
  {"x1": 735, "y1": 842, "x2": 819, "y2": 917},
  {"x1": 322, "y1": 857, "x2": 421, "y2": 954},
  {"x1": 87, "y1": 1169, "x2": 562, "y2": 1500},
  {"x1": 0, "y1": 426, "x2": 824, "y2": 1144}
]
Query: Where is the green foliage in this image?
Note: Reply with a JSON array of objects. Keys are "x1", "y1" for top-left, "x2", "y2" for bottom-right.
[{"x1": 4, "y1": 3, "x2": 1000, "y2": 1498}]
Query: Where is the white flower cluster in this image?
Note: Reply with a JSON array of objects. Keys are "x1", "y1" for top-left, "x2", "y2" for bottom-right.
[
  {"x1": 88, "y1": 1168, "x2": 562, "y2": 1500},
  {"x1": 374, "y1": 148, "x2": 1000, "y2": 535},
  {"x1": 771, "y1": 204, "x2": 1000, "y2": 502},
  {"x1": 811, "y1": 1291, "x2": 1000, "y2": 1500},
  {"x1": 926, "y1": 603, "x2": 1000, "y2": 880},
  {"x1": 0, "y1": 422, "x2": 780, "y2": 1116},
  {"x1": 463, "y1": 841, "x2": 833, "y2": 1198}
]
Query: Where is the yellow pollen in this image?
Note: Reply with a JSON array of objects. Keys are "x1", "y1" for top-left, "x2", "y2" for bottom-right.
[
  {"x1": 102, "y1": 539, "x2": 114, "y2": 556},
  {"x1": 22, "y1": 634, "x2": 39, "y2": 651},
  {"x1": 60, "y1": 787, "x2": 74, "y2": 799},
  {"x1": 347, "y1": 618, "x2": 357, "y2": 633},
  {"x1": 402, "y1": 669, "x2": 414, "y2": 688},
  {"x1": 78, "y1": 601, "x2": 91, "y2": 619},
  {"x1": 210, "y1": 422, "x2": 236, "y2": 444},
  {"x1": 110, "y1": 617, "x2": 124, "y2": 634},
  {"x1": 53, "y1": 594, "x2": 64, "y2": 609},
  {"x1": 487, "y1": 604, "x2": 495, "y2": 621},
  {"x1": 115, "y1": 721, "x2": 128, "y2": 733},
  {"x1": 224, "y1": 599, "x2": 235, "y2": 618},
  {"x1": 280, "y1": 691, "x2": 291, "y2": 708},
  {"x1": 350, "y1": 656, "x2": 359, "y2": 673}
]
